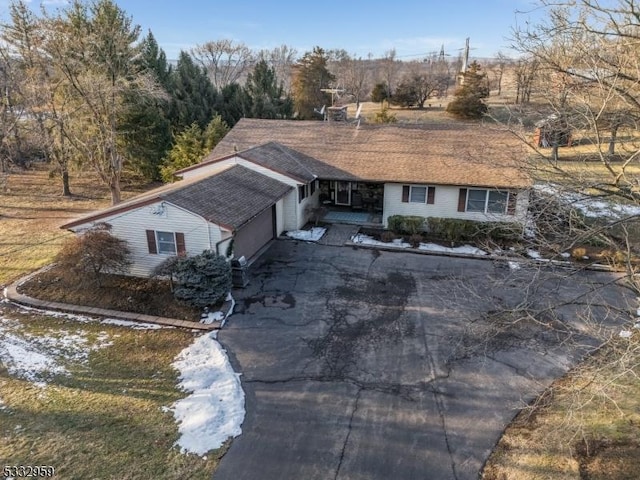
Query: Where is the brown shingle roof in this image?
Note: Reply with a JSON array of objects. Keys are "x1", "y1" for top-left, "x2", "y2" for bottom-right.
[
  {"x1": 202, "y1": 119, "x2": 531, "y2": 189},
  {"x1": 61, "y1": 165, "x2": 292, "y2": 231},
  {"x1": 237, "y1": 142, "x2": 354, "y2": 182},
  {"x1": 164, "y1": 165, "x2": 291, "y2": 229}
]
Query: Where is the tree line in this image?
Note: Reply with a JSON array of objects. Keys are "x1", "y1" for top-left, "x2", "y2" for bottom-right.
[{"x1": 0, "y1": 0, "x2": 507, "y2": 205}]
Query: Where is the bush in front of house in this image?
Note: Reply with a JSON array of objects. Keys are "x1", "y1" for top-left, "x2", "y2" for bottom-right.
[
  {"x1": 380, "y1": 230, "x2": 396, "y2": 243},
  {"x1": 426, "y1": 217, "x2": 522, "y2": 243},
  {"x1": 167, "y1": 250, "x2": 232, "y2": 308},
  {"x1": 56, "y1": 223, "x2": 131, "y2": 287},
  {"x1": 387, "y1": 215, "x2": 426, "y2": 234}
]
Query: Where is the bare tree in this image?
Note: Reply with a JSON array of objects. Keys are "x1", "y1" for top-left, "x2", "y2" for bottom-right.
[
  {"x1": 513, "y1": 57, "x2": 538, "y2": 104},
  {"x1": 1, "y1": 0, "x2": 75, "y2": 194},
  {"x1": 0, "y1": 46, "x2": 23, "y2": 174},
  {"x1": 329, "y1": 51, "x2": 371, "y2": 108},
  {"x1": 487, "y1": 51, "x2": 511, "y2": 96},
  {"x1": 192, "y1": 39, "x2": 254, "y2": 90},
  {"x1": 257, "y1": 44, "x2": 297, "y2": 94},
  {"x1": 393, "y1": 61, "x2": 449, "y2": 109},
  {"x1": 467, "y1": 8, "x2": 640, "y2": 460},
  {"x1": 380, "y1": 48, "x2": 401, "y2": 97}
]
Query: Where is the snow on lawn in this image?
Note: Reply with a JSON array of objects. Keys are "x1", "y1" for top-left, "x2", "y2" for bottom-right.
[
  {"x1": 286, "y1": 227, "x2": 326, "y2": 242},
  {"x1": 536, "y1": 183, "x2": 640, "y2": 220},
  {"x1": 0, "y1": 317, "x2": 112, "y2": 387},
  {"x1": 351, "y1": 234, "x2": 488, "y2": 255},
  {"x1": 100, "y1": 318, "x2": 168, "y2": 330},
  {"x1": 168, "y1": 332, "x2": 245, "y2": 455},
  {"x1": 5, "y1": 301, "x2": 174, "y2": 330}
]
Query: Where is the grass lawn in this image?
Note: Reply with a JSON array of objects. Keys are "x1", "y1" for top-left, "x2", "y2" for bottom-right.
[
  {"x1": 0, "y1": 165, "x2": 149, "y2": 287},
  {"x1": 0, "y1": 305, "x2": 226, "y2": 479},
  {"x1": 0, "y1": 167, "x2": 227, "y2": 478},
  {"x1": 482, "y1": 340, "x2": 640, "y2": 479}
]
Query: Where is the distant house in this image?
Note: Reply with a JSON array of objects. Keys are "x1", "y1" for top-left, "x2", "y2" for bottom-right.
[
  {"x1": 61, "y1": 119, "x2": 531, "y2": 276},
  {"x1": 533, "y1": 114, "x2": 572, "y2": 148}
]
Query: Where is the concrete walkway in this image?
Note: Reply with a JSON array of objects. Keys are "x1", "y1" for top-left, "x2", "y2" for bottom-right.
[
  {"x1": 3, "y1": 273, "x2": 219, "y2": 331},
  {"x1": 318, "y1": 224, "x2": 360, "y2": 246}
]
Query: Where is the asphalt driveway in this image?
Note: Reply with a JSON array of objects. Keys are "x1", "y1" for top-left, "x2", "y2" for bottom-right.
[{"x1": 215, "y1": 240, "x2": 629, "y2": 480}]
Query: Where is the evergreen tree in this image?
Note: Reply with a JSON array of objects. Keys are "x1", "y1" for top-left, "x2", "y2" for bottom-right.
[
  {"x1": 203, "y1": 115, "x2": 230, "y2": 151},
  {"x1": 168, "y1": 51, "x2": 217, "y2": 133},
  {"x1": 371, "y1": 82, "x2": 390, "y2": 107},
  {"x1": 122, "y1": 30, "x2": 172, "y2": 181},
  {"x1": 292, "y1": 47, "x2": 335, "y2": 119},
  {"x1": 160, "y1": 115, "x2": 228, "y2": 182},
  {"x1": 137, "y1": 30, "x2": 171, "y2": 88},
  {"x1": 446, "y1": 61, "x2": 489, "y2": 119},
  {"x1": 214, "y1": 83, "x2": 249, "y2": 127},
  {"x1": 244, "y1": 59, "x2": 293, "y2": 119}
]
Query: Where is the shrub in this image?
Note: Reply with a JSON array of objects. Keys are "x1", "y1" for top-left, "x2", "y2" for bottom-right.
[
  {"x1": 426, "y1": 218, "x2": 522, "y2": 243},
  {"x1": 426, "y1": 218, "x2": 477, "y2": 242},
  {"x1": 387, "y1": 215, "x2": 426, "y2": 234},
  {"x1": 373, "y1": 107, "x2": 397, "y2": 124},
  {"x1": 408, "y1": 233, "x2": 423, "y2": 248},
  {"x1": 475, "y1": 222, "x2": 522, "y2": 242},
  {"x1": 403, "y1": 216, "x2": 426, "y2": 234},
  {"x1": 380, "y1": 231, "x2": 396, "y2": 243},
  {"x1": 387, "y1": 215, "x2": 404, "y2": 234},
  {"x1": 162, "y1": 250, "x2": 232, "y2": 308},
  {"x1": 56, "y1": 223, "x2": 131, "y2": 287}
]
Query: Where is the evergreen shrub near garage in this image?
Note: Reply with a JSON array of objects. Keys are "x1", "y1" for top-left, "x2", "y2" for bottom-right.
[{"x1": 155, "y1": 250, "x2": 231, "y2": 307}]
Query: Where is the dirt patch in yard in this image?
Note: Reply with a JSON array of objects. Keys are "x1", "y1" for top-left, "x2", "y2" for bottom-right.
[{"x1": 19, "y1": 264, "x2": 201, "y2": 321}]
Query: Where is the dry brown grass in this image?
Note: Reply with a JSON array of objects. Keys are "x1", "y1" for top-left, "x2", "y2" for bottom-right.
[
  {"x1": 482, "y1": 341, "x2": 640, "y2": 480},
  {"x1": 0, "y1": 305, "x2": 226, "y2": 479},
  {"x1": 0, "y1": 164, "x2": 150, "y2": 287}
]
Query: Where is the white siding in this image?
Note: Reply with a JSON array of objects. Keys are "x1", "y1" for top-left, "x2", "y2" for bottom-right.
[
  {"x1": 275, "y1": 198, "x2": 285, "y2": 235},
  {"x1": 71, "y1": 201, "x2": 225, "y2": 277},
  {"x1": 295, "y1": 182, "x2": 320, "y2": 230},
  {"x1": 383, "y1": 183, "x2": 529, "y2": 227}
]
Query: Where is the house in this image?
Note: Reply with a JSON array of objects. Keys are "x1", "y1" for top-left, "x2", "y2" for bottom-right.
[{"x1": 61, "y1": 119, "x2": 531, "y2": 277}]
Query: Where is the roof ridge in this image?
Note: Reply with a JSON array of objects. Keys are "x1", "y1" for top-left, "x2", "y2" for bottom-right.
[{"x1": 269, "y1": 142, "x2": 318, "y2": 180}]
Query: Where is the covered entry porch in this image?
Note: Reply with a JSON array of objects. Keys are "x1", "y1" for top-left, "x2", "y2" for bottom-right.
[
  {"x1": 317, "y1": 180, "x2": 384, "y2": 226},
  {"x1": 318, "y1": 180, "x2": 384, "y2": 212}
]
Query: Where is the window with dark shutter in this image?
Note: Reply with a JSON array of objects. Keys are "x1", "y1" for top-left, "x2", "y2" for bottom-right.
[
  {"x1": 146, "y1": 230, "x2": 157, "y2": 254},
  {"x1": 427, "y1": 186, "x2": 435, "y2": 205},
  {"x1": 507, "y1": 191, "x2": 518, "y2": 215},
  {"x1": 310, "y1": 181, "x2": 316, "y2": 196},
  {"x1": 457, "y1": 189, "x2": 467, "y2": 212},
  {"x1": 402, "y1": 185, "x2": 410, "y2": 203},
  {"x1": 176, "y1": 232, "x2": 186, "y2": 255}
]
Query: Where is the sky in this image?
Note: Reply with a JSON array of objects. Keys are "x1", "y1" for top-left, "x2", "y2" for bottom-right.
[{"x1": 3, "y1": 0, "x2": 545, "y2": 61}]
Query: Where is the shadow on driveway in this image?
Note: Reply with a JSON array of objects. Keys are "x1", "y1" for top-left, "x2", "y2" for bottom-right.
[{"x1": 215, "y1": 240, "x2": 630, "y2": 480}]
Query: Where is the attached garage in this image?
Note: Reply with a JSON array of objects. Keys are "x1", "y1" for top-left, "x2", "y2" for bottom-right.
[{"x1": 234, "y1": 205, "x2": 276, "y2": 260}]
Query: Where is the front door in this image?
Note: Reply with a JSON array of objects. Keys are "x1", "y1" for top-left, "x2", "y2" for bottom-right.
[{"x1": 335, "y1": 181, "x2": 351, "y2": 205}]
